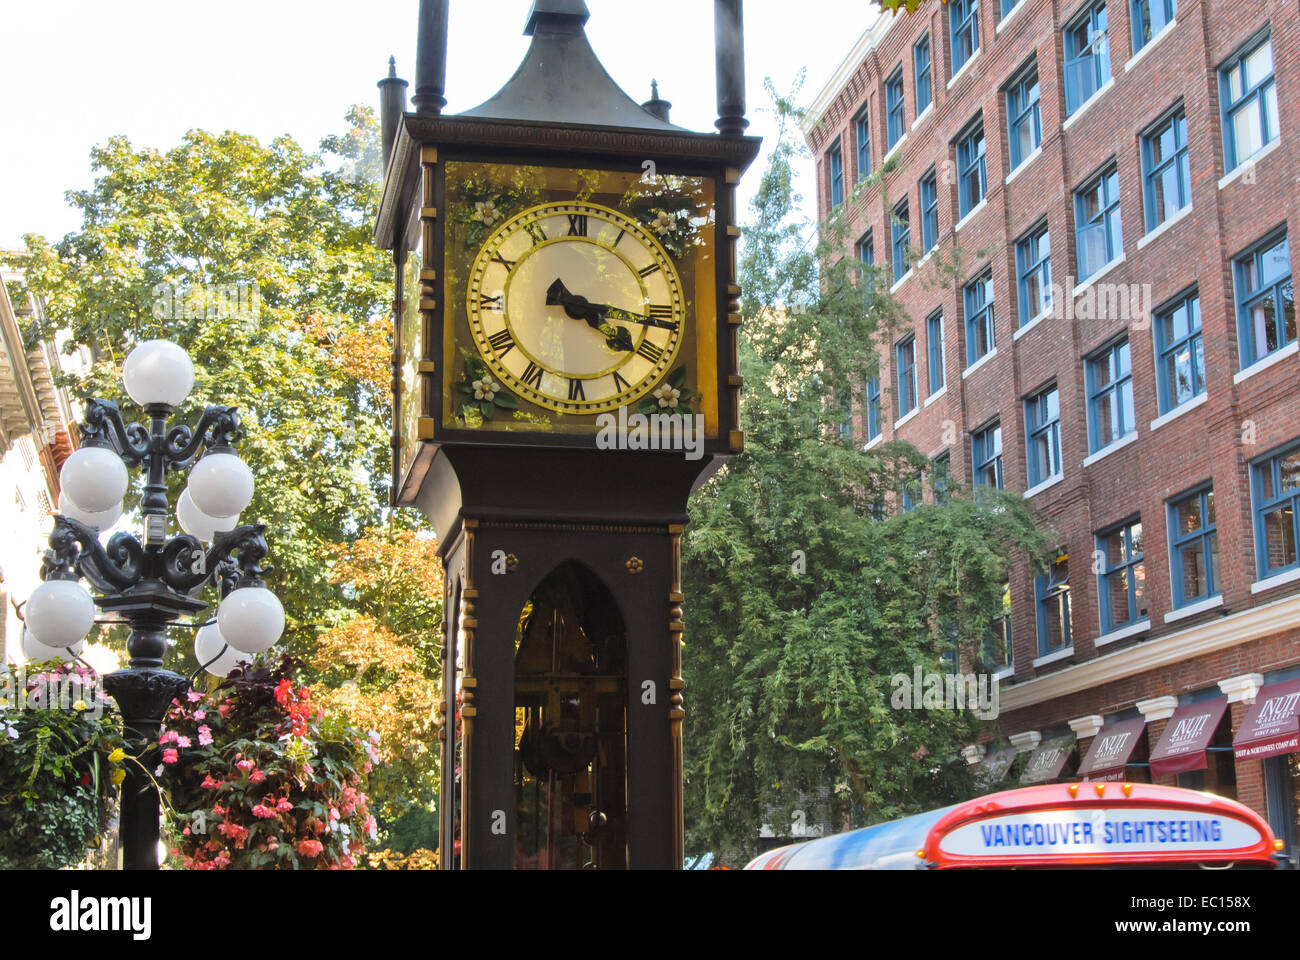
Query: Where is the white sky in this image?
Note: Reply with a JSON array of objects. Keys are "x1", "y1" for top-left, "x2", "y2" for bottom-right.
[{"x1": 0, "y1": 1, "x2": 880, "y2": 251}]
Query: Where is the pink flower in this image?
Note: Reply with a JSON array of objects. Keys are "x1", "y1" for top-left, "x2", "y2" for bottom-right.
[
  {"x1": 162, "y1": 748, "x2": 179, "y2": 764},
  {"x1": 296, "y1": 839, "x2": 324, "y2": 858},
  {"x1": 159, "y1": 730, "x2": 178, "y2": 745},
  {"x1": 236, "y1": 759, "x2": 254, "y2": 772},
  {"x1": 249, "y1": 768, "x2": 265, "y2": 784},
  {"x1": 251, "y1": 804, "x2": 276, "y2": 819},
  {"x1": 275, "y1": 798, "x2": 294, "y2": 813},
  {"x1": 218, "y1": 704, "x2": 231, "y2": 718},
  {"x1": 201, "y1": 775, "x2": 220, "y2": 789},
  {"x1": 176, "y1": 736, "x2": 192, "y2": 749},
  {"x1": 187, "y1": 690, "x2": 204, "y2": 703},
  {"x1": 198, "y1": 726, "x2": 213, "y2": 746},
  {"x1": 193, "y1": 710, "x2": 206, "y2": 721}
]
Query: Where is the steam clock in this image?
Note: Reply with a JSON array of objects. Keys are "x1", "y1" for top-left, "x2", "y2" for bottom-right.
[{"x1": 375, "y1": 0, "x2": 759, "y2": 869}]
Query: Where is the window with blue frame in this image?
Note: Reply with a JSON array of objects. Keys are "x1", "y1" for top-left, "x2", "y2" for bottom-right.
[
  {"x1": 957, "y1": 120, "x2": 987, "y2": 217},
  {"x1": 1036, "y1": 554, "x2": 1072, "y2": 656},
  {"x1": 901, "y1": 470, "x2": 923, "y2": 512},
  {"x1": 886, "y1": 67, "x2": 906, "y2": 149},
  {"x1": 933, "y1": 452, "x2": 952, "y2": 504},
  {"x1": 858, "y1": 230, "x2": 874, "y2": 266},
  {"x1": 1097, "y1": 518, "x2": 1146, "y2": 633},
  {"x1": 1251, "y1": 441, "x2": 1300, "y2": 579},
  {"x1": 1015, "y1": 223, "x2": 1052, "y2": 326},
  {"x1": 896, "y1": 335, "x2": 917, "y2": 419},
  {"x1": 855, "y1": 109, "x2": 871, "y2": 182},
  {"x1": 1006, "y1": 64, "x2": 1042, "y2": 169},
  {"x1": 866, "y1": 376, "x2": 882, "y2": 441},
  {"x1": 964, "y1": 270, "x2": 995, "y2": 366},
  {"x1": 828, "y1": 140, "x2": 844, "y2": 207},
  {"x1": 1001, "y1": 0, "x2": 1025, "y2": 20},
  {"x1": 1064, "y1": 1, "x2": 1110, "y2": 115},
  {"x1": 1025, "y1": 385, "x2": 1061, "y2": 488},
  {"x1": 892, "y1": 197, "x2": 911, "y2": 283},
  {"x1": 1235, "y1": 230, "x2": 1294, "y2": 368},
  {"x1": 972, "y1": 421, "x2": 1003, "y2": 489},
  {"x1": 1131, "y1": 0, "x2": 1175, "y2": 54},
  {"x1": 915, "y1": 34, "x2": 933, "y2": 116},
  {"x1": 927, "y1": 310, "x2": 946, "y2": 395},
  {"x1": 1220, "y1": 33, "x2": 1278, "y2": 172},
  {"x1": 1168, "y1": 486, "x2": 1217, "y2": 608},
  {"x1": 950, "y1": 0, "x2": 980, "y2": 76},
  {"x1": 920, "y1": 169, "x2": 939, "y2": 252},
  {"x1": 1075, "y1": 164, "x2": 1122, "y2": 280},
  {"x1": 1142, "y1": 106, "x2": 1190, "y2": 230},
  {"x1": 1154, "y1": 290, "x2": 1203, "y2": 413},
  {"x1": 1086, "y1": 339, "x2": 1134, "y2": 453},
  {"x1": 986, "y1": 581, "x2": 1013, "y2": 671}
]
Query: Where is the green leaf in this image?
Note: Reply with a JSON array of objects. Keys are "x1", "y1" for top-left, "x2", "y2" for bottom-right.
[
  {"x1": 493, "y1": 393, "x2": 518, "y2": 410},
  {"x1": 668, "y1": 366, "x2": 688, "y2": 389}
]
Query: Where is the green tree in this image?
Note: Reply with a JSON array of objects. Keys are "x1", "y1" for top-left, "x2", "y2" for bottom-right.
[
  {"x1": 6, "y1": 108, "x2": 443, "y2": 834},
  {"x1": 681, "y1": 86, "x2": 1050, "y2": 864}
]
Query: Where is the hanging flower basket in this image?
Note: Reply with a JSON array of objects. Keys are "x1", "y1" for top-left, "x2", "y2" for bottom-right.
[
  {"x1": 0, "y1": 661, "x2": 126, "y2": 871},
  {"x1": 155, "y1": 658, "x2": 378, "y2": 870}
]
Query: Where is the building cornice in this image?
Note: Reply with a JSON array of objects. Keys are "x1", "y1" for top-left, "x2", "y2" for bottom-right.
[
  {"x1": 1000, "y1": 592, "x2": 1300, "y2": 713},
  {"x1": 800, "y1": 8, "x2": 895, "y2": 141}
]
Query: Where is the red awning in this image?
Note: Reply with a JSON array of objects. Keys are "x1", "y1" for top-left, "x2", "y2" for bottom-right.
[
  {"x1": 1077, "y1": 718, "x2": 1148, "y2": 781},
  {"x1": 977, "y1": 747, "x2": 1018, "y2": 784},
  {"x1": 1019, "y1": 736, "x2": 1075, "y2": 785},
  {"x1": 1234, "y1": 678, "x2": 1300, "y2": 761},
  {"x1": 1150, "y1": 699, "x2": 1229, "y2": 778}
]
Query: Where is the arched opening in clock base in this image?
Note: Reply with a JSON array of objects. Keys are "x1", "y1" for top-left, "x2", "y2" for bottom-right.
[{"x1": 513, "y1": 560, "x2": 628, "y2": 870}]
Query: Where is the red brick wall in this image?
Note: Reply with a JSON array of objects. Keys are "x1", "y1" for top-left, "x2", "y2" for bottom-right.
[{"x1": 808, "y1": 0, "x2": 1300, "y2": 690}]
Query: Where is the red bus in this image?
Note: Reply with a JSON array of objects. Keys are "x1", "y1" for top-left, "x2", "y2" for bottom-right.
[{"x1": 746, "y1": 783, "x2": 1287, "y2": 870}]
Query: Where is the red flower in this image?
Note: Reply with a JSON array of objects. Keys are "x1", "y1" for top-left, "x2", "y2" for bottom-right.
[{"x1": 296, "y1": 839, "x2": 324, "y2": 858}]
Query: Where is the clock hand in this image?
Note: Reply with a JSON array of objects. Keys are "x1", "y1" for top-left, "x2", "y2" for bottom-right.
[
  {"x1": 546, "y1": 280, "x2": 634, "y2": 351},
  {"x1": 546, "y1": 279, "x2": 678, "y2": 331}
]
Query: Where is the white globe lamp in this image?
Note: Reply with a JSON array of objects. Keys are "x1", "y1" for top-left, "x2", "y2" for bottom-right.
[
  {"x1": 217, "y1": 586, "x2": 285, "y2": 655},
  {"x1": 187, "y1": 453, "x2": 254, "y2": 520},
  {"x1": 122, "y1": 339, "x2": 195, "y2": 408},
  {"x1": 58, "y1": 493, "x2": 123, "y2": 531},
  {"x1": 24, "y1": 579, "x2": 96, "y2": 650},
  {"x1": 21, "y1": 626, "x2": 86, "y2": 663},
  {"x1": 194, "y1": 623, "x2": 247, "y2": 678},
  {"x1": 59, "y1": 446, "x2": 128, "y2": 514},
  {"x1": 176, "y1": 489, "x2": 238, "y2": 542}
]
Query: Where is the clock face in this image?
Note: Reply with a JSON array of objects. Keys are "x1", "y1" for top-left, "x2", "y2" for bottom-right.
[
  {"x1": 438, "y1": 159, "x2": 719, "y2": 439},
  {"x1": 467, "y1": 201, "x2": 685, "y2": 415}
]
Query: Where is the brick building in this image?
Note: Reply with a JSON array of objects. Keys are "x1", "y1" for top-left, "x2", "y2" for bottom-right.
[{"x1": 802, "y1": 0, "x2": 1300, "y2": 858}]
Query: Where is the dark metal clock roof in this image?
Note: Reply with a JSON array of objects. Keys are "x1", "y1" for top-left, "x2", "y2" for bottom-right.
[{"x1": 458, "y1": 0, "x2": 686, "y2": 132}]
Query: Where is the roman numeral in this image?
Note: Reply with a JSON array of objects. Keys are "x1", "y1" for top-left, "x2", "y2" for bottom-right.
[
  {"x1": 522, "y1": 362, "x2": 544, "y2": 390},
  {"x1": 613, "y1": 229, "x2": 626, "y2": 248},
  {"x1": 567, "y1": 214, "x2": 589, "y2": 237},
  {"x1": 487, "y1": 329, "x2": 515, "y2": 356},
  {"x1": 568, "y1": 378, "x2": 586, "y2": 402},
  {"x1": 491, "y1": 252, "x2": 515, "y2": 269},
  {"x1": 636, "y1": 341, "x2": 664, "y2": 364},
  {"x1": 612, "y1": 371, "x2": 632, "y2": 393},
  {"x1": 638, "y1": 263, "x2": 662, "y2": 278},
  {"x1": 647, "y1": 305, "x2": 673, "y2": 320},
  {"x1": 524, "y1": 222, "x2": 548, "y2": 245},
  {"x1": 478, "y1": 294, "x2": 503, "y2": 311}
]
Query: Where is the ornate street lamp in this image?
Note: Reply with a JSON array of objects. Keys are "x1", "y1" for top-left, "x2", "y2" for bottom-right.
[{"x1": 25, "y1": 339, "x2": 285, "y2": 869}]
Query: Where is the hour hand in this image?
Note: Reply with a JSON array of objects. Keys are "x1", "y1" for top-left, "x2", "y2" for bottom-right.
[{"x1": 602, "y1": 305, "x2": 678, "y2": 332}]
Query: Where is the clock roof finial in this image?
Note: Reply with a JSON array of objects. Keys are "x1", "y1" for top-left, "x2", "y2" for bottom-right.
[
  {"x1": 524, "y1": 0, "x2": 590, "y2": 36},
  {"x1": 460, "y1": 0, "x2": 682, "y2": 131}
]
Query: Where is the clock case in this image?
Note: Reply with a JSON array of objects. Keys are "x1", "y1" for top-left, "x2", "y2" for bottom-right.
[{"x1": 377, "y1": 113, "x2": 760, "y2": 515}]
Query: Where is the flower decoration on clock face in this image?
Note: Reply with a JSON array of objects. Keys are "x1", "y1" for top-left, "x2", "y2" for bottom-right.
[{"x1": 466, "y1": 200, "x2": 687, "y2": 417}]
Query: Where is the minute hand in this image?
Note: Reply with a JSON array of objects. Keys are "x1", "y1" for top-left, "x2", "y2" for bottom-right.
[{"x1": 600, "y1": 304, "x2": 679, "y2": 331}]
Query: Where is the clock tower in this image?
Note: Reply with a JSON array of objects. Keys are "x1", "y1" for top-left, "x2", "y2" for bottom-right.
[{"x1": 375, "y1": 0, "x2": 759, "y2": 869}]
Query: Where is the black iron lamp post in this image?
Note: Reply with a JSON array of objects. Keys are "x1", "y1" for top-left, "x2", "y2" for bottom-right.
[{"x1": 24, "y1": 339, "x2": 285, "y2": 869}]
